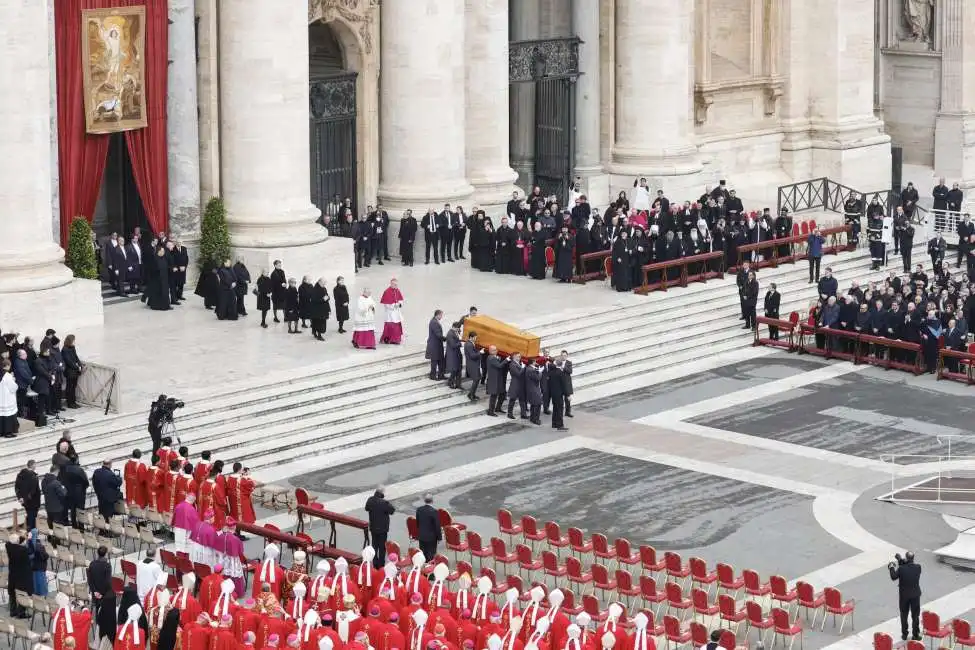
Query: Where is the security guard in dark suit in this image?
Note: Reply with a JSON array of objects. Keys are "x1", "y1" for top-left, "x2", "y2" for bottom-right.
[
  {"x1": 889, "y1": 551, "x2": 922, "y2": 641},
  {"x1": 415, "y1": 494, "x2": 442, "y2": 561}
]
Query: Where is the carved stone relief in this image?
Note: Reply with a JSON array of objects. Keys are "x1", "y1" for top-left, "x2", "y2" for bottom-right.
[{"x1": 308, "y1": 0, "x2": 379, "y2": 54}]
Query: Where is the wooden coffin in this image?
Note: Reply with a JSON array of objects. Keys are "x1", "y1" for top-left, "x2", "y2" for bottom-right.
[{"x1": 463, "y1": 315, "x2": 541, "y2": 358}]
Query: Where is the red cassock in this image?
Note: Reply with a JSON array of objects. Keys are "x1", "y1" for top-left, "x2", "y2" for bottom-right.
[
  {"x1": 308, "y1": 575, "x2": 333, "y2": 604},
  {"x1": 498, "y1": 604, "x2": 521, "y2": 632},
  {"x1": 497, "y1": 633, "x2": 524, "y2": 650},
  {"x1": 213, "y1": 476, "x2": 229, "y2": 529},
  {"x1": 426, "y1": 584, "x2": 454, "y2": 613},
  {"x1": 115, "y1": 623, "x2": 147, "y2": 650},
  {"x1": 144, "y1": 467, "x2": 162, "y2": 512},
  {"x1": 232, "y1": 608, "x2": 262, "y2": 643},
  {"x1": 284, "y1": 598, "x2": 308, "y2": 622},
  {"x1": 401, "y1": 572, "x2": 431, "y2": 603},
  {"x1": 398, "y1": 606, "x2": 422, "y2": 641},
  {"x1": 226, "y1": 475, "x2": 241, "y2": 521},
  {"x1": 354, "y1": 564, "x2": 384, "y2": 608},
  {"x1": 431, "y1": 638, "x2": 459, "y2": 650},
  {"x1": 326, "y1": 581, "x2": 361, "y2": 612},
  {"x1": 156, "y1": 447, "x2": 173, "y2": 472},
  {"x1": 428, "y1": 612, "x2": 458, "y2": 640},
  {"x1": 124, "y1": 460, "x2": 148, "y2": 508},
  {"x1": 358, "y1": 618, "x2": 387, "y2": 648},
  {"x1": 143, "y1": 586, "x2": 166, "y2": 612},
  {"x1": 252, "y1": 563, "x2": 285, "y2": 599},
  {"x1": 596, "y1": 625, "x2": 628, "y2": 650},
  {"x1": 193, "y1": 462, "x2": 212, "y2": 494},
  {"x1": 198, "y1": 480, "x2": 216, "y2": 519},
  {"x1": 474, "y1": 623, "x2": 502, "y2": 650},
  {"x1": 158, "y1": 471, "x2": 177, "y2": 515},
  {"x1": 210, "y1": 628, "x2": 237, "y2": 650},
  {"x1": 544, "y1": 612, "x2": 571, "y2": 650},
  {"x1": 316, "y1": 627, "x2": 343, "y2": 650},
  {"x1": 255, "y1": 616, "x2": 291, "y2": 650},
  {"x1": 175, "y1": 474, "x2": 196, "y2": 507},
  {"x1": 364, "y1": 597, "x2": 398, "y2": 623},
  {"x1": 199, "y1": 572, "x2": 225, "y2": 614},
  {"x1": 53, "y1": 609, "x2": 92, "y2": 650},
  {"x1": 239, "y1": 477, "x2": 257, "y2": 524},
  {"x1": 517, "y1": 606, "x2": 543, "y2": 643},
  {"x1": 172, "y1": 590, "x2": 203, "y2": 627},
  {"x1": 374, "y1": 622, "x2": 406, "y2": 650},
  {"x1": 449, "y1": 620, "x2": 479, "y2": 648},
  {"x1": 469, "y1": 597, "x2": 500, "y2": 627},
  {"x1": 182, "y1": 623, "x2": 213, "y2": 650},
  {"x1": 449, "y1": 591, "x2": 474, "y2": 621}
]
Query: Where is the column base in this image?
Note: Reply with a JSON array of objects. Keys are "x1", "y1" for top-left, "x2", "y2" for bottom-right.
[
  {"x1": 377, "y1": 181, "x2": 475, "y2": 215},
  {"x1": 232, "y1": 236, "x2": 356, "y2": 286},
  {"x1": 781, "y1": 118, "x2": 892, "y2": 191},
  {"x1": 935, "y1": 112, "x2": 975, "y2": 184},
  {"x1": 573, "y1": 167, "x2": 611, "y2": 209},
  {"x1": 510, "y1": 157, "x2": 535, "y2": 195},
  {"x1": 0, "y1": 278, "x2": 103, "y2": 338},
  {"x1": 469, "y1": 168, "x2": 519, "y2": 214}
]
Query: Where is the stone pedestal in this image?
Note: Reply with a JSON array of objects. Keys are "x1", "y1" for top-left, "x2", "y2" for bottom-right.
[
  {"x1": 465, "y1": 0, "x2": 518, "y2": 212},
  {"x1": 509, "y1": 0, "x2": 539, "y2": 193},
  {"x1": 609, "y1": 0, "x2": 701, "y2": 197},
  {"x1": 168, "y1": 0, "x2": 202, "y2": 244},
  {"x1": 0, "y1": 0, "x2": 102, "y2": 335},
  {"x1": 377, "y1": 0, "x2": 473, "y2": 216}
]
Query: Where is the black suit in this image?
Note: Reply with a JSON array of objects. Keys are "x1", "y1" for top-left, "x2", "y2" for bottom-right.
[
  {"x1": 547, "y1": 363, "x2": 567, "y2": 429},
  {"x1": 415, "y1": 504, "x2": 441, "y2": 561},
  {"x1": 365, "y1": 491, "x2": 395, "y2": 569},
  {"x1": 437, "y1": 212, "x2": 453, "y2": 262},
  {"x1": 890, "y1": 559, "x2": 922, "y2": 639}
]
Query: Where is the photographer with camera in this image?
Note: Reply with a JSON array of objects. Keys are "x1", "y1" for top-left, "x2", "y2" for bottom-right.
[
  {"x1": 888, "y1": 551, "x2": 922, "y2": 641},
  {"x1": 148, "y1": 394, "x2": 184, "y2": 452}
]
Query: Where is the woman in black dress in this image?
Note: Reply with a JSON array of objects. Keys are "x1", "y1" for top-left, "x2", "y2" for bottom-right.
[
  {"x1": 297, "y1": 276, "x2": 314, "y2": 329},
  {"x1": 254, "y1": 269, "x2": 272, "y2": 328},
  {"x1": 284, "y1": 278, "x2": 300, "y2": 334},
  {"x1": 334, "y1": 277, "x2": 350, "y2": 334},
  {"x1": 269, "y1": 260, "x2": 287, "y2": 323},
  {"x1": 309, "y1": 278, "x2": 331, "y2": 341}
]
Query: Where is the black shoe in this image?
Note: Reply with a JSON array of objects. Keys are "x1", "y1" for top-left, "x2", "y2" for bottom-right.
[
  {"x1": 487, "y1": 411, "x2": 498, "y2": 417},
  {"x1": 566, "y1": 412, "x2": 573, "y2": 418},
  {"x1": 531, "y1": 418, "x2": 541, "y2": 425},
  {"x1": 435, "y1": 261, "x2": 440, "y2": 265},
  {"x1": 556, "y1": 427, "x2": 569, "y2": 431},
  {"x1": 429, "y1": 375, "x2": 438, "y2": 380},
  {"x1": 426, "y1": 261, "x2": 430, "y2": 264},
  {"x1": 543, "y1": 409, "x2": 551, "y2": 415},
  {"x1": 378, "y1": 261, "x2": 384, "y2": 265},
  {"x1": 507, "y1": 414, "x2": 515, "y2": 419},
  {"x1": 274, "y1": 318, "x2": 281, "y2": 323},
  {"x1": 67, "y1": 404, "x2": 80, "y2": 409},
  {"x1": 261, "y1": 323, "x2": 268, "y2": 328},
  {"x1": 384, "y1": 257, "x2": 392, "y2": 261},
  {"x1": 338, "y1": 328, "x2": 346, "y2": 334},
  {"x1": 742, "y1": 324, "x2": 751, "y2": 330},
  {"x1": 435, "y1": 374, "x2": 445, "y2": 380}
]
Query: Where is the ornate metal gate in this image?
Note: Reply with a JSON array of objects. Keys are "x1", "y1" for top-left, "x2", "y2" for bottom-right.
[
  {"x1": 309, "y1": 72, "x2": 357, "y2": 218},
  {"x1": 510, "y1": 38, "x2": 580, "y2": 205}
]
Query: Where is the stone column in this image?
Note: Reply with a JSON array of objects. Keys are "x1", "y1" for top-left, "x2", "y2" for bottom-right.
[
  {"x1": 465, "y1": 0, "x2": 518, "y2": 211},
  {"x1": 168, "y1": 0, "x2": 201, "y2": 244},
  {"x1": 378, "y1": 0, "x2": 473, "y2": 211},
  {"x1": 509, "y1": 0, "x2": 539, "y2": 192},
  {"x1": 218, "y1": 0, "x2": 353, "y2": 282},
  {"x1": 572, "y1": 0, "x2": 607, "y2": 202},
  {"x1": 610, "y1": 0, "x2": 701, "y2": 196},
  {"x1": 935, "y1": 0, "x2": 975, "y2": 206},
  {"x1": 0, "y1": 1, "x2": 102, "y2": 331}
]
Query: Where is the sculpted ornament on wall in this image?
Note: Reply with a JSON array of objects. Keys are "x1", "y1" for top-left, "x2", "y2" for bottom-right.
[
  {"x1": 901, "y1": 0, "x2": 934, "y2": 46},
  {"x1": 308, "y1": 0, "x2": 379, "y2": 53}
]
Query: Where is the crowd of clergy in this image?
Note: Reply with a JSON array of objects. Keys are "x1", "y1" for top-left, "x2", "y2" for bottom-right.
[{"x1": 99, "y1": 229, "x2": 190, "y2": 311}]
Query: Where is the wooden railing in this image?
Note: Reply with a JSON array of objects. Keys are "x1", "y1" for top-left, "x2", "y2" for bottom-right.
[
  {"x1": 573, "y1": 250, "x2": 612, "y2": 283},
  {"x1": 753, "y1": 316, "x2": 799, "y2": 351},
  {"x1": 756, "y1": 324, "x2": 924, "y2": 374},
  {"x1": 633, "y1": 251, "x2": 725, "y2": 295},
  {"x1": 296, "y1": 503, "x2": 370, "y2": 547},
  {"x1": 938, "y1": 349, "x2": 975, "y2": 385},
  {"x1": 733, "y1": 225, "x2": 852, "y2": 272}
]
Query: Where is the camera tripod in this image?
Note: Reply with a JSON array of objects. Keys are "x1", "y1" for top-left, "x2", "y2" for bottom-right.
[
  {"x1": 162, "y1": 419, "x2": 181, "y2": 446},
  {"x1": 46, "y1": 408, "x2": 75, "y2": 431}
]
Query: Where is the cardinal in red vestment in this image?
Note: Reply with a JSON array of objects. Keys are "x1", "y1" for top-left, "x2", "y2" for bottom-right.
[
  {"x1": 474, "y1": 613, "x2": 504, "y2": 650},
  {"x1": 407, "y1": 609, "x2": 433, "y2": 650},
  {"x1": 540, "y1": 589, "x2": 570, "y2": 650},
  {"x1": 198, "y1": 564, "x2": 225, "y2": 614},
  {"x1": 52, "y1": 593, "x2": 92, "y2": 650},
  {"x1": 372, "y1": 563, "x2": 405, "y2": 609},
  {"x1": 398, "y1": 594, "x2": 425, "y2": 641},
  {"x1": 430, "y1": 623, "x2": 458, "y2": 650},
  {"x1": 499, "y1": 618, "x2": 524, "y2": 650},
  {"x1": 354, "y1": 547, "x2": 382, "y2": 608},
  {"x1": 374, "y1": 618, "x2": 406, "y2": 650},
  {"x1": 233, "y1": 598, "x2": 262, "y2": 643},
  {"x1": 238, "y1": 468, "x2": 258, "y2": 524},
  {"x1": 469, "y1": 577, "x2": 500, "y2": 626},
  {"x1": 308, "y1": 560, "x2": 332, "y2": 605},
  {"x1": 211, "y1": 579, "x2": 239, "y2": 620},
  {"x1": 254, "y1": 544, "x2": 285, "y2": 600},
  {"x1": 283, "y1": 551, "x2": 309, "y2": 604},
  {"x1": 525, "y1": 618, "x2": 551, "y2": 650},
  {"x1": 124, "y1": 454, "x2": 149, "y2": 508},
  {"x1": 182, "y1": 614, "x2": 214, "y2": 650},
  {"x1": 210, "y1": 614, "x2": 238, "y2": 650},
  {"x1": 174, "y1": 465, "x2": 197, "y2": 506},
  {"x1": 449, "y1": 574, "x2": 473, "y2": 621},
  {"x1": 143, "y1": 573, "x2": 170, "y2": 612},
  {"x1": 627, "y1": 614, "x2": 653, "y2": 650},
  {"x1": 286, "y1": 582, "x2": 310, "y2": 622},
  {"x1": 401, "y1": 554, "x2": 430, "y2": 603},
  {"x1": 595, "y1": 605, "x2": 628, "y2": 650},
  {"x1": 172, "y1": 573, "x2": 203, "y2": 626},
  {"x1": 426, "y1": 564, "x2": 453, "y2": 612},
  {"x1": 193, "y1": 453, "x2": 212, "y2": 500},
  {"x1": 327, "y1": 559, "x2": 361, "y2": 612},
  {"x1": 498, "y1": 589, "x2": 521, "y2": 632},
  {"x1": 451, "y1": 610, "x2": 479, "y2": 649},
  {"x1": 518, "y1": 588, "x2": 546, "y2": 643},
  {"x1": 116, "y1": 604, "x2": 148, "y2": 650}
]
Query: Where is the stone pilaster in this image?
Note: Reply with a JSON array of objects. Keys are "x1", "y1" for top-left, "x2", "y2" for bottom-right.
[
  {"x1": 935, "y1": 0, "x2": 975, "y2": 207},
  {"x1": 465, "y1": 0, "x2": 518, "y2": 212},
  {"x1": 195, "y1": 0, "x2": 220, "y2": 203},
  {"x1": 572, "y1": 0, "x2": 608, "y2": 205},
  {"x1": 609, "y1": 0, "x2": 701, "y2": 197},
  {"x1": 0, "y1": 1, "x2": 102, "y2": 333},
  {"x1": 509, "y1": 0, "x2": 539, "y2": 192},
  {"x1": 218, "y1": 0, "x2": 353, "y2": 285},
  {"x1": 377, "y1": 0, "x2": 473, "y2": 212},
  {"x1": 168, "y1": 0, "x2": 202, "y2": 244}
]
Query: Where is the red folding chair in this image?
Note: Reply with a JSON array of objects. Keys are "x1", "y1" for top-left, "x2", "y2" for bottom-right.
[
  {"x1": 690, "y1": 558, "x2": 718, "y2": 596},
  {"x1": 497, "y1": 509, "x2": 522, "y2": 543},
  {"x1": 743, "y1": 569, "x2": 770, "y2": 598},
  {"x1": 502, "y1": 574, "x2": 523, "y2": 598},
  {"x1": 516, "y1": 544, "x2": 542, "y2": 579},
  {"x1": 795, "y1": 581, "x2": 824, "y2": 628},
  {"x1": 641, "y1": 609, "x2": 666, "y2": 637},
  {"x1": 439, "y1": 509, "x2": 466, "y2": 532},
  {"x1": 771, "y1": 607, "x2": 802, "y2": 650},
  {"x1": 545, "y1": 246, "x2": 555, "y2": 268},
  {"x1": 791, "y1": 223, "x2": 800, "y2": 237},
  {"x1": 491, "y1": 537, "x2": 519, "y2": 574},
  {"x1": 562, "y1": 590, "x2": 584, "y2": 616},
  {"x1": 521, "y1": 515, "x2": 547, "y2": 550},
  {"x1": 718, "y1": 630, "x2": 737, "y2": 650},
  {"x1": 466, "y1": 531, "x2": 494, "y2": 567},
  {"x1": 111, "y1": 576, "x2": 124, "y2": 595},
  {"x1": 566, "y1": 556, "x2": 593, "y2": 593},
  {"x1": 592, "y1": 563, "x2": 618, "y2": 602},
  {"x1": 821, "y1": 587, "x2": 855, "y2": 633},
  {"x1": 873, "y1": 632, "x2": 893, "y2": 650},
  {"x1": 614, "y1": 538, "x2": 641, "y2": 570},
  {"x1": 906, "y1": 641, "x2": 925, "y2": 650},
  {"x1": 664, "y1": 582, "x2": 693, "y2": 622},
  {"x1": 953, "y1": 619, "x2": 975, "y2": 649},
  {"x1": 639, "y1": 575, "x2": 668, "y2": 617},
  {"x1": 121, "y1": 559, "x2": 137, "y2": 584},
  {"x1": 716, "y1": 563, "x2": 744, "y2": 598},
  {"x1": 569, "y1": 527, "x2": 593, "y2": 559},
  {"x1": 295, "y1": 487, "x2": 313, "y2": 507},
  {"x1": 770, "y1": 575, "x2": 798, "y2": 615},
  {"x1": 718, "y1": 594, "x2": 747, "y2": 634},
  {"x1": 691, "y1": 588, "x2": 718, "y2": 622},
  {"x1": 616, "y1": 569, "x2": 641, "y2": 610},
  {"x1": 448, "y1": 560, "x2": 473, "y2": 583},
  {"x1": 542, "y1": 551, "x2": 567, "y2": 585},
  {"x1": 800, "y1": 222, "x2": 809, "y2": 236},
  {"x1": 809, "y1": 219, "x2": 817, "y2": 232},
  {"x1": 406, "y1": 516, "x2": 419, "y2": 541},
  {"x1": 545, "y1": 521, "x2": 570, "y2": 557},
  {"x1": 664, "y1": 552, "x2": 691, "y2": 588},
  {"x1": 592, "y1": 533, "x2": 617, "y2": 564},
  {"x1": 444, "y1": 525, "x2": 469, "y2": 563},
  {"x1": 159, "y1": 549, "x2": 178, "y2": 573},
  {"x1": 193, "y1": 562, "x2": 212, "y2": 580},
  {"x1": 663, "y1": 615, "x2": 691, "y2": 649},
  {"x1": 582, "y1": 594, "x2": 607, "y2": 625},
  {"x1": 690, "y1": 621, "x2": 709, "y2": 648},
  {"x1": 641, "y1": 545, "x2": 667, "y2": 574},
  {"x1": 166, "y1": 573, "x2": 179, "y2": 590},
  {"x1": 745, "y1": 601, "x2": 774, "y2": 647}
]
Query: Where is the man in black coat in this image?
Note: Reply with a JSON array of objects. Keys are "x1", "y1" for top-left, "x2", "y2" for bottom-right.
[
  {"x1": 15, "y1": 460, "x2": 41, "y2": 530},
  {"x1": 547, "y1": 360, "x2": 568, "y2": 431},
  {"x1": 41, "y1": 465, "x2": 68, "y2": 526},
  {"x1": 87, "y1": 545, "x2": 113, "y2": 618},
  {"x1": 736, "y1": 260, "x2": 751, "y2": 321},
  {"x1": 60, "y1": 460, "x2": 89, "y2": 530},
  {"x1": 414, "y1": 494, "x2": 441, "y2": 562},
  {"x1": 92, "y1": 460, "x2": 123, "y2": 524},
  {"x1": 425, "y1": 310, "x2": 446, "y2": 380},
  {"x1": 420, "y1": 209, "x2": 439, "y2": 265},
  {"x1": 889, "y1": 552, "x2": 922, "y2": 641},
  {"x1": 764, "y1": 283, "x2": 781, "y2": 339},
  {"x1": 6, "y1": 534, "x2": 32, "y2": 617},
  {"x1": 505, "y1": 353, "x2": 527, "y2": 420},
  {"x1": 444, "y1": 323, "x2": 463, "y2": 389},
  {"x1": 365, "y1": 487, "x2": 395, "y2": 569},
  {"x1": 485, "y1": 347, "x2": 505, "y2": 416},
  {"x1": 437, "y1": 204, "x2": 454, "y2": 263},
  {"x1": 399, "y1": 209, "x2": 418, "y2": 266},
  {"x1": 464, "y1": 334, "x2": 481, "y2": 401}
]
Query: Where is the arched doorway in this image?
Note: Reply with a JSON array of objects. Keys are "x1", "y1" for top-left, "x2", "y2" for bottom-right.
[{"x1": 309, "y1": 21, "x2": 358, "y2": 219}]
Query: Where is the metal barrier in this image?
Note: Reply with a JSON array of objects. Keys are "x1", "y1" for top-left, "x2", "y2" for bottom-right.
[
  {"x1": 777, "y1": 178, "x2": 894, "y2": 217},
  {"x1": 928, "y1": 208, "x2": 965, "y2": 241},
  {"x1": 878, "y1": 454, "x2": 975, "y2": 504},
  {"x1": 731, "y1": 225, "x2": 852, "y2": 272}
]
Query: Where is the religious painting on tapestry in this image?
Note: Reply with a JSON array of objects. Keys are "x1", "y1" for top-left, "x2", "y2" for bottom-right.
[{"x1": 80, "y1": 6, "x2": 148, "y2": 134}]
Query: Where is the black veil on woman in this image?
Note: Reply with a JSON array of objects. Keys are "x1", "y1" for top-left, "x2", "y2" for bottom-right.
[
  {"x1": 96, "y1": 589, "x2": 118, "y2": 645},
  {"x1": 117, "y1": 585, "x2": 149, "y2": 635},
  {"x1": 156, "y1": 609, "x2": 182, "y2": 650}
]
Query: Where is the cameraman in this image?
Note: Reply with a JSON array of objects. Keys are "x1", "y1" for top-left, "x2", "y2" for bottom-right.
[
  {"x1": 148, "y1": 394, "x2": 165, "y2": 453},
  {"x1": 889, "y1": 551, "x2": 922, "y2": 641}
]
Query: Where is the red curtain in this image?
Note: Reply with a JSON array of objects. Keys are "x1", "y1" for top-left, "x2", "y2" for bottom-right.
[{"x1": 55, "y1": 0, "x2": 169, "y2": 244}]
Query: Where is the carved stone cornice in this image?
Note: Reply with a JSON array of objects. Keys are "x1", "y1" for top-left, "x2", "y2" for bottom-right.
[
  {"x1": 308, "y1": 0, "x2": 379, "y2": 53},
  {"x1": 693, "y1": 75, "x2": 785, "y2": 125}
]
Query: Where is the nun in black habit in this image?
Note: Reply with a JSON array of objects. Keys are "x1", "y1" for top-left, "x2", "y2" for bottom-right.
[
  {"x1": 156, "y1": 608, "x2": 181, "y2": 650},
  {"x1": 233, "y1": 260, "x2": 251, "y2": 316},
  {"x1": 194, "y1": 261, "x2": 218, "y2": 310},
  {"x1": 216, "y1": 261, "x2": 238, "y2": 321},
  {"x1": 96, "y1": 589, "x2": 117, "y2": 644},
  {"x1": 612, "y1": 232, "x2": 633, "y2": 292},
  {"x1": 254, "y1": 269, "x2": 272, "y2": 328},
  {"x1": 146, "y1": 247, "x2": 172, "y2": 311},
  {"x1": 117, "y1": 585, "x2": 148, "y2": 636},
  {"x1": 334, "y1": 277, "x2": 350, "y2": 334}
]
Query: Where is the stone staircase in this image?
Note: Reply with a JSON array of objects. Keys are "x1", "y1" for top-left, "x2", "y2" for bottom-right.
[
  {"x1": 101, "y1": 281, "x2": 143, "y2": 307},
  {"x1": 0, "y1": 243, "x2": 927, "y2": 526}
]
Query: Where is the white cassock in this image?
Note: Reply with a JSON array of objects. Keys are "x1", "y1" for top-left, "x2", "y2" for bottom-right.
[
  {"x1": 633, "y1": 185, "x2": 651, "y2": 212},
  {"x1": 353, "y1": 296, "x2": 376, "y2": 333}
]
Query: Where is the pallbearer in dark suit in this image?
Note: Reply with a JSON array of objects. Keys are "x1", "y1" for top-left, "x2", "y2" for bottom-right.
[
  {"x1": 505, "y1": 352, "x2": 527, "y2": 420},
  {"x1": 110, "y1": 235, "x2": 129, "y2": 296},
  {"x1": 452, "y1": 207, "x2": 468, "y2": 260},
  {"x1": 124, "y1": 237, "x2": 142, "y2": 294},
  {"x1": 421, "y1": 209, "x2": 439, "y2": 264},
  {"x1": 425, "y1": 310, "x2": 446, "y2": 380},
  {"x1": 557, "y1": 351, "x2": 574, "y2": 417},
  {"x1": 485, "y1": 347, "x2": 504, "y2": 416},
  {"x1": 547, "y1": 360, "x2": 568, "y2": 431},
  {"x1": 414, "y1": 494, "x2": 441, "y2": 562},
  {"x1": 334, "y1": 277, "x2": 350, "y2": 333},
  {"x1": 464, "y1": 334, "x2": 481, "y2": 401},
  {"x1": 764, "y1": 283, "x2": 781, "y2": 340},
  {"x1": 444, "y1": 322, "x2": 463, "y2": 389},
  {"x1": 525, "y1": 361, "x2": 543, "y2": 425}
]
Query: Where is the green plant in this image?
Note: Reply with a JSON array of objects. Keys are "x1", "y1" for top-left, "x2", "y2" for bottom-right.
[
  {"x1": 199, "y1": 196, "x2": 232, "y2": 271},
  {"x1": 65, "y1": 217, "x2": 98, "y2": 279}
]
